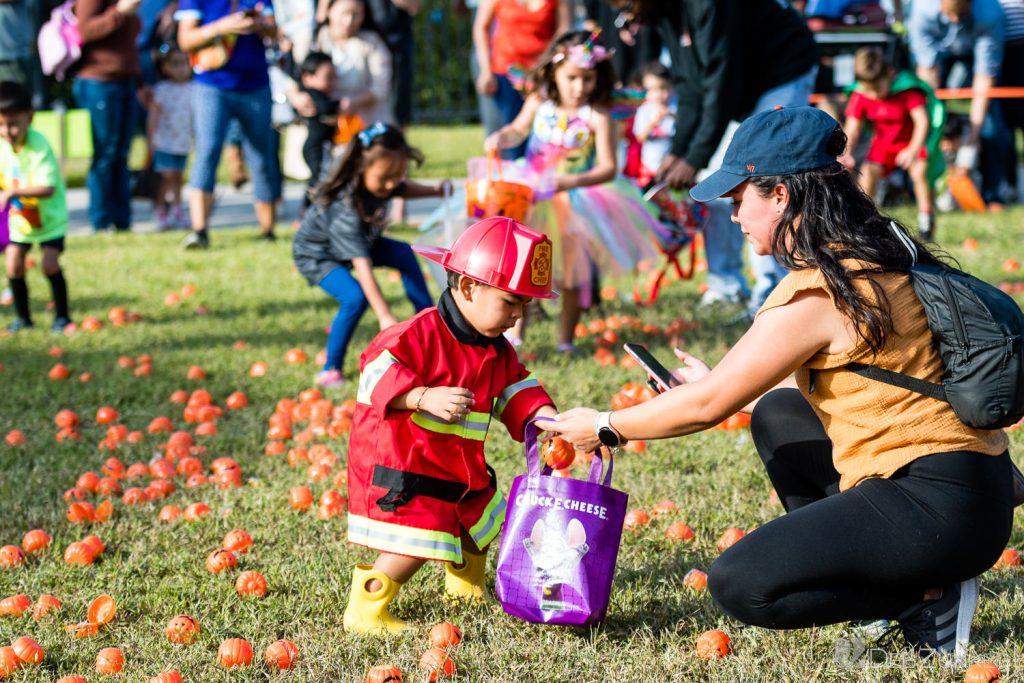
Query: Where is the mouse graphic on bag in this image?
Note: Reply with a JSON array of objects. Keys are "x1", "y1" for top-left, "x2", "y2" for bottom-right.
[{"x1": 523, "y1": 517, "x2": 590, "y2": 611}]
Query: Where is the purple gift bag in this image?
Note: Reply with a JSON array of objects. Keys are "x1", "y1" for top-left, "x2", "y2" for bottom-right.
[
  {"x1": 0, "y1": 207, "x2": 8, "y2": 251},
  {"x1": 495, "y1": 419, "x2": 628, "y2": 625}
]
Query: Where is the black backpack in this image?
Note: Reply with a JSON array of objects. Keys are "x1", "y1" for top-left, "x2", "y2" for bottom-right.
[{"x1": 847, "y1": 230, "x2": 1024, "y2": 430}]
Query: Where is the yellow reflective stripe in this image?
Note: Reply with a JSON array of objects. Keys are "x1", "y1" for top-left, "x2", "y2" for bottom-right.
[
  {"x1": 468, "y1": 490, "x2": 506, "y2": 548},
  {"x1": 357, "y1": 350, "x2": 399, "y2": 405},
  {"x1": 347, "y1": 513, "x2": 462, "y2": 562},
  {"x1": 493, "y1": 374, "x2": 542, "y2": 418},
  {"x1": 411, "y1": 410, "x2": 491, "y2": 441}
]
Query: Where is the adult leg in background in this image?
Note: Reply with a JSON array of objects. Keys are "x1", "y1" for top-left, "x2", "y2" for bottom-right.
[
  {"x1": 709, "y1": 389, "x2": 1014, "y2": 629},
  {"x1": 231, "y1": 86, "x2": 280, "y2": 237},
  {"x1": 187, "y1": 82, "x2": 231, "y2": 243}
]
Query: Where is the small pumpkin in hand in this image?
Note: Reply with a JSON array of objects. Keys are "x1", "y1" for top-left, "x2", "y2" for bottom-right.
[
  {"x1": 217, "y1": 638, "x2": 253, "y2": 668},
  {"x1": 542, "y1": 437, "x2": 575, "y2": 470},
  {"x1": 165, "y1": 614, "x2": 200, "y2": 644}
]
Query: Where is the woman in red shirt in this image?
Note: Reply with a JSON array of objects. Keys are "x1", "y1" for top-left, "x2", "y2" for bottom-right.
[{"x1": 473, "y1": 0, "x2": 571, "y2": 158}]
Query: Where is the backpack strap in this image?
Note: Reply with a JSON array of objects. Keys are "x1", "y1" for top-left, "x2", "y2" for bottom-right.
[{"x1": 846, "y1": 362, "x2": 948, "y2": 401}]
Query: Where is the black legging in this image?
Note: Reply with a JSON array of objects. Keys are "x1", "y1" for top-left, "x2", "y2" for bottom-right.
[{"x1": 708, "y1": 388, "x2": 1014, "y2": 629}]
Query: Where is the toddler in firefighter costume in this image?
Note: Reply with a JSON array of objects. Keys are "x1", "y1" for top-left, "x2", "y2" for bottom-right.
[{"x1": 343, "y1": 216, "x2": 560, "y2": 635}]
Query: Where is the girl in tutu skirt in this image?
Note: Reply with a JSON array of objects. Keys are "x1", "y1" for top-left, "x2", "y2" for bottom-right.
[{"x1": 486, "y1": 30, "x2": 668, "y2": 351}]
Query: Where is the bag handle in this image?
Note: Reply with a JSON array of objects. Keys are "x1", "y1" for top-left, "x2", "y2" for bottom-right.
[
  {"x1": 523, "y1": 418, "x2": 611, "y2": 486},
  {"x1": 487, "y1": 149, "x2": 504, "y2": 183}
]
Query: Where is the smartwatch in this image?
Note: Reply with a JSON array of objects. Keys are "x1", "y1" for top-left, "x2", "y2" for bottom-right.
[{"x1": 595, "y1": 411, "x2": 626, "y2": 448}]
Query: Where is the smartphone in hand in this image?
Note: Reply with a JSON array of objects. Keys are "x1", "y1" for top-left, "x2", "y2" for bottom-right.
[{"x1": 623, "y1": 343, "x2": 679, "y2": 393}]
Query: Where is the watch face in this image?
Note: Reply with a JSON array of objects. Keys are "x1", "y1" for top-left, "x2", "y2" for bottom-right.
[{"x1": 598, "y1": 428, "x2": 619, "y2": 448}]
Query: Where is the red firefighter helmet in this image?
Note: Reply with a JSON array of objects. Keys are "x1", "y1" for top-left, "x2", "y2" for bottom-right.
[{"x1": 414, "y1": 217, "x2": 558, "y2": 299}]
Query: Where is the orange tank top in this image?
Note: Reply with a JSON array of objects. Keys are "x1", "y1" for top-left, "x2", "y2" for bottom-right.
[
  {"x1": 759, "y1": 264, "x2": 1008, "y2": 491},
  {"x1": 490, "y1": 0, "x2": 559, "y2": 75}
]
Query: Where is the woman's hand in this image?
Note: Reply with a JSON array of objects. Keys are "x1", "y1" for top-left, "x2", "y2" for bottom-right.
[
  {"x1": 419, "y1": 387, "x2": 476, "y2": 423},
  {"x1": 668, "y1": 348, "x2": 712, "y2": 386},
  {"x1": 476, "y1": 71, "x2": 497, "y2": 96},
  {"x1": 538, "y1": 407, "x2": 601, "y2": 453},
  {"x1": 214, "y1": 11, "x2": 258, "y2": 36}
]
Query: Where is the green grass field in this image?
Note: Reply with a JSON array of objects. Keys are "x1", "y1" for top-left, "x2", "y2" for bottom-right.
[{"x1": 0, "y1": 206, "x2": 1021, "y2": 682}]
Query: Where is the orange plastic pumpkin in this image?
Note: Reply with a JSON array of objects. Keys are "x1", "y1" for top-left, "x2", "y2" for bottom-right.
[
  {"x1": 63, "y1": 542, "x2": 95, "y2": 565},
  {"x1": 55, "y1": 409, "x2": 80, "y2": 428},
  {"x1": 651, "y1": 500, "x2": 678, "y2": 516},
  {"x1": 992, "y1": 548, "x2": 1020, "y2": 570},
  {"x1": 148, "y1": 671, "x2": 184, "y2": 683},
  {"x1": 186, "y1": 365, "x2": 207, "y2": 380},
  {"x1": 0, "y1": 545, "x2": 25, "y2": 568},
  {"x1": 95, "y1": 647, "x2": 124, "y2": 674},
  {"x1": 32, "y1": 594, "x2": 62, "y2": 619},
  {"x1": 56, "y1": 677, "x2": 89, "y2": 683},
  {"x1": 217, "y1": 638, "x2": 254, "y2": 668},
  {"x1": 666, "y1": 522, "x2": 696, "y2": 543},
  {"x1": 0, "y1": 594, "x2": 31, "y2": 616},
  {"x1": 290, "y1": 486, "x2": 314, "y2": 511},
  {"x1": 265, "y1": 639, "x2": 299, "y2": 670},
  {"x1": 717, "y1": 527, "x2": 746, "y2": 552},
  {"x1": 81, "y1": 535, "x2": 105, "y2": 558},
  {"x1": 88, "y1": 594, "x2": 117, "y2": 624},
  {"x1": 695, "y1": 629, "x2": 731, "y2": 659},
  {"x1": 125, "y1": 462, "x2": 149, "y2": 479},
  {"x1": 11, "y1": 636, "x2": 43, "y2": 665},
  {"x1": 206, "y1": 548, "x2": 238, "y2": 574},
  {"x1": 0, "y1": 646, "x2": 19, "y2": 677},
  {"x1": 21, "y1": 529, "x2": 51, "y2": 554},
  {"x1": 159, "y1": 505, "x2": 182, "y2": 522},
  {"x1": 226, "y1": 391, "x2": 249, "y2": 410},
  {"x1": 165, "y1": 614, "x2": 200, "y2": 644},
  {"x1": 66, "y1": 502, "x2": 96, "y2": 524},
  {"x1": 964, "y1": 662, "x2": 1002, "y2": 683},
  {"x1": 284, "y1": 348, "x2": 308, "y2": 364},
  {"x1": 235, "y1": 571, "x2": 268, "y2": 598},
  {"x1": 683, "y1": 569, "x2": 708, "y2": 591},
  {"x1": 250, "y1": 361, "x2": 269, "y2": 377},
  {"x1": 428, "y1": 622, "x2": 463, "y2": 649},
  {"x1": 65, "y1": 621, "x2": 100, "y2": 639},
  {"x1": 366, "y1": 665, "x2": 404, "y2": 683},
  {"x1": 48, "y1": 363, "x2": 71, "y2": 380},
  {"x1": 183, "y1": 502, "x2": 211, "y2": 521},
  {"x1": 542, "y1": 437, "x2": 575, "y2": 470},
  {"x1": 265, "y1": 441, "x2": 287, "y2": 456},
  {"x1": 97, "y1": 477, "x2": 122, "y2": 497},
  {"x1": 418, "y1": 647, "x2": 456, "y2": 681},
  {"x1": 122, "y1": 488, "x2": 148, "y2": 505},
  {"x1": 623, "y1": 509, "x2": 651, "y2": 530},
  {"x1": 94, "y1": 500, "x2": 113, "y2": 523},
  {"x1": 96, "y1": 406, "x2": 119, "y2": 425}
]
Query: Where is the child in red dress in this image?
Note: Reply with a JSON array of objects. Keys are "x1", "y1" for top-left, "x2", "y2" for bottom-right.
[
  {"x1": 343, "y1": 216, "x2": 559, "y2": 635},
  {"x1": 840, "y1": 47, "x2": 937, "y2": 240}
]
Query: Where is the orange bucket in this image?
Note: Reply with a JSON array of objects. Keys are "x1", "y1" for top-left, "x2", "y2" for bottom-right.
[
  {"x1": 465, "y1": 153, "x2": 534, "y2": 222},
  {"x1": 947, "y1": 172, "x2": 986, "y2": 213}
]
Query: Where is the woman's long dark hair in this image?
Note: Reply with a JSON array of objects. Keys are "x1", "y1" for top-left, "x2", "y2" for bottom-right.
[
  {"x1": 314, "y1": 124, "x2": 423, "y2": 218},
  {"x1": 750, "y1": 127, "x2": 948, "y2": 355}
]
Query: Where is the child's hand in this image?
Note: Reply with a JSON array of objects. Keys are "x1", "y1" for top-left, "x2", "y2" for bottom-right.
[
  {"x1": 419, "y1": 386, "x2": 476, "y2": 423},
  {"x1": 0, "y1": 190, "x2": 10, "y2": 210},
  {"x1": 484, "y1": 131, "x2": 503, "y2": 153},
  {"x1": 838, "y1": 153, "x2": 856, "y2": 171},
  {"x1": 378, "y1": 312, "x2": 399, "y2": 331},
  {"x1": 436, "y1": 179, "x2": 453, "y2": 198},
  {"x1": 895, "y1": 147, "x2": 918, "y2": 170},
  {"x1": 476, "y1": 71, "x2": 498, "y2": 96}
]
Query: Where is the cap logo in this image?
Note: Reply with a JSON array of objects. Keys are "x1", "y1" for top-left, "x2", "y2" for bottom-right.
[
  {"x1": 746, "y1": 164, "x2": 755, "y2": 172},
  {"x1": 529, "y1": 243, "x2": 552, "y2": 287}
]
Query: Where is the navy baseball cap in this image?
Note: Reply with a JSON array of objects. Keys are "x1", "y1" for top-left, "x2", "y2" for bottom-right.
[{"x1": 690, "y1": 107, "x2": 842, "y2": 203}]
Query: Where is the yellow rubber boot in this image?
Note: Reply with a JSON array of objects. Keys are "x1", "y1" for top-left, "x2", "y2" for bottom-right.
[
  {"x1": 444, "y1": 550, "x2": 487, "y2": 601},
  {"x1": 342, "y1": 565, "x2": 412, "y2": 635}
]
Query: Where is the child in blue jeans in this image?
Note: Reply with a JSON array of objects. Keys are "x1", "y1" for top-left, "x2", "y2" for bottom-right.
[{"x1": 292, "y1": 122, "x2": 451, "y2": 389}]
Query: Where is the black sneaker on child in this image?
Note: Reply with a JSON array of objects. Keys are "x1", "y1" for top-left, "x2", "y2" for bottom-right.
[
  {"x1": 897, "y1": 577, "x2": 978, "y2": 663},
  {"x1": 182, "y1": 231, "x2": 210, "y2": 250}
]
